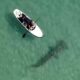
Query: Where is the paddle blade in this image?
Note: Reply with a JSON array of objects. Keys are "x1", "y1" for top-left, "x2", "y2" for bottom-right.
[{"x1": 22, "y1": 33, "x2": 26, "y2": 38}]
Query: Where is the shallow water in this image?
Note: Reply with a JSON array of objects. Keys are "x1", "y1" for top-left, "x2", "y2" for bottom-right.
[{"x1": 0, "y1": 0, "x2": 80, "y2": 80}]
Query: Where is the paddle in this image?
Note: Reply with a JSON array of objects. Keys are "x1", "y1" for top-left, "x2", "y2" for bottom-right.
[
  {"x1": 22, "y1": 33, "x2": 26, "y2": 38},
  {"x1": 35, "y1": 17, "x2": 40, "y2": 23}
]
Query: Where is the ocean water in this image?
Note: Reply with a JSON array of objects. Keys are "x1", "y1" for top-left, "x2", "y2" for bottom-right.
[{"x1": 0, "y1": 0, "x2": 80, "y2": 80}]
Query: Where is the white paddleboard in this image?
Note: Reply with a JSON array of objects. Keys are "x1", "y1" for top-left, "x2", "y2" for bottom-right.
[{"x1": 13, "y1": 9, "x2": 43, "y2": 37}]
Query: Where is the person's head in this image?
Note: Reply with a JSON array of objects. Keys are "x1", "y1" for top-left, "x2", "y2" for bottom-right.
[{"x1": 19, "y1": 13, "x2": 22, "y2": 17}]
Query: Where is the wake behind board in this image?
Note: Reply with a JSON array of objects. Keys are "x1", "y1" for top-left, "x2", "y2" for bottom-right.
[{"x1": 13, "y1": 9, "x2": 43, "y2": 37}]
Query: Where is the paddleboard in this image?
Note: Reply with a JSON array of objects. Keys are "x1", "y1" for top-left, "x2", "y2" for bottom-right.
[{"x1": 13, "y1": 9, "x2": 43, "y2": 37}]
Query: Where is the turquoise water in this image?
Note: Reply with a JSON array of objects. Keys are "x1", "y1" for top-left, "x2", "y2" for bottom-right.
[{"x1": 0, "y1": 0, "x2": 80, "y2": 80}]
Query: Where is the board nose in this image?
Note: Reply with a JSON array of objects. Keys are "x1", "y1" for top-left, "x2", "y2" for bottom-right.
[{"x1": 13, "y1": 9, "x2": 22, "y2": 18}]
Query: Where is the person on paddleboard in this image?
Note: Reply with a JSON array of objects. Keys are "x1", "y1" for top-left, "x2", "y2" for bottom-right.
[{"x1": 18, "y1": 14, "x2": 35, "y2": 30}]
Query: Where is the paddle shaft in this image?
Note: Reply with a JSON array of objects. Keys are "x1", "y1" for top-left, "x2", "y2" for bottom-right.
[{"x1": 35, "y1": 17, "x2": 40, "y2": 23}]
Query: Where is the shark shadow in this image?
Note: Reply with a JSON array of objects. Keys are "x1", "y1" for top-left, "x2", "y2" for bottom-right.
[{"x1": 31, "y1": 40, "x2": 68, "y2": 67}]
